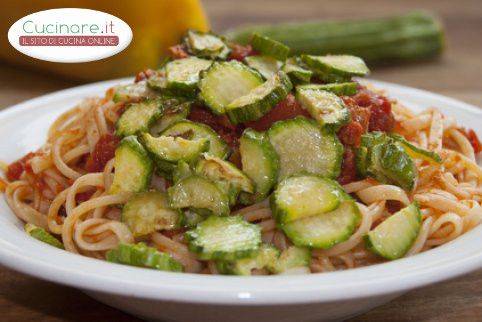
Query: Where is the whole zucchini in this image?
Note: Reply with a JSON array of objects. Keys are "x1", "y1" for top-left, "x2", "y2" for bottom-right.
[{"x1": 225, "y1": 11, "x2": 444, "y2": 64}]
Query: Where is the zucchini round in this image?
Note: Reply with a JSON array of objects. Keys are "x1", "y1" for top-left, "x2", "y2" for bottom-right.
[{"x1": 185, "y1": 215, "x2": 261, "y2": 261}]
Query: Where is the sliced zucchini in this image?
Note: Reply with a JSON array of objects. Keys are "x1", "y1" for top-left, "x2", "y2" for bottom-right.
[
  {"x1": 164, "y1": 57, "x2": 212, "y2": 96},
  {"x1": 268, "y1": 117, "x2": 343, "y2": 179},
  {"x1": 296, "y1": 87, "x2": 350, "y2": 130},
  {"x1": 113, "y1": 81, "x2": 157, "y2": 103},
  {"x1": 244, "y1": 55, "x2": 283, "y2": 79},
  {"x1": 149, "y1": 101, "x2": 191, "y2": 136},
  {"x1": 273, "y1": 246, "x2": 311, "y2": 274},
  {"x1": 110, "y1": 136, "x2": 153, "y2": 195},
  {"x1": 140, "y1": 133, "x2": 209, "y2": 176},
  {"x1": 357, "y1": 132, "x2": 418, "y2": 191},
  {"x1": 115, "y1": 99, "x2": 163, "y2": 137},
  {"x1": 282, "y1": 200, "x2": 361, "y2": 249},
  {"x1": 195, "y1": 153, "x2": 254, "y2": 194},
  {"x1": 168, "y1": 175, "x2": 230, "y2": 216},
  {"x1": 301, "y1": 55, "x2": 369, "y2": 82},
  {"x1": 271, "y1": 175, "x2": 341, "y2": 224},
  {"x1": 365, "y1": 202, "x2": 422, "y2": 260},
  {"x1": 184, "y1": 30, "x2": 230, "y2": 60},
  {"x1": 238, "y1": 129, "x2": 279, "y2": 204},
  {"x1": 106, "y1": 242, "x2": 183, "y2": 272},
  {"x1": 251, "y1": 33, "x2": 290, "y2": 61},
  {"x1": 216, "y1": 244, "x2": 279, "y2": 275},
  {"x1": 121, "y1": 191, "x2": 181, "y2": 237},
  {"x1": 282, "y1": 57, "x2": 312, "y2": 84},
  {"x1": 198, "y1": 61, "x2": 264, "y2": 114},
  {"x1": 161, "y1": 120, "x2": 230, "y2": 159},
  {"x1": 296, "y1": 82, "x2": 358, "y2": 96},
  {"x1": 172, "y1": 161, "x2": 194, "y2": 183},
  {"x1": 25, "y1": 223, "x2": 64, "y2": 249},
  {"x1": 185, "y1": 215, "x2": 261, "y2": 261},
  {"x1": 181, "y1": 209, "x2": 205, "y2": 228},
  {"x1": 390, "y1": 134, "x2": 442, "y2": 163},
  {"x1": 226, "y1": 71, "x2": 293, "y2": 124}
]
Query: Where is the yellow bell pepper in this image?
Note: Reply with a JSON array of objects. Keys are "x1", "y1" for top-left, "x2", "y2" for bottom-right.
[{"x1": 1, "y1": 1, "x2": 209, "y2": 81}]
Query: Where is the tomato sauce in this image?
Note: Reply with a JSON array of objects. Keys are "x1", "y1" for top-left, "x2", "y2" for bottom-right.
[
  {"x1": 337, "y1": 147, "x2": 357, "y2": 185},
  {"x1": 228, "y1": 44, "x2": 256, "y2": 61},
  {"x1": 85, "y1": 134, "x2": 120, "y2": 173},
  {"x1": 350, "y1": 88, "x2": 395, "y2": 132},
  {"x1": 168, "y1": 44, "x2": 189, "y2": 59},
  {"x1": 6, "y1": 152, "x2": 37, "y2": 181},
  {"x1": 245, "y1": 94, "x2": 310, "y2": 131},
  {"x1": 461, "y1": 128, "x2": 481, "y2": 154}
]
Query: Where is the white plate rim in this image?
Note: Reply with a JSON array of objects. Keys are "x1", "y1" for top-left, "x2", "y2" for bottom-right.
[{"x1": 0, "y1": 78, "x2": 480, "y2": 306}]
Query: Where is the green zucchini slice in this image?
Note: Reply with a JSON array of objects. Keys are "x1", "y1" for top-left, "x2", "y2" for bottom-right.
[
  {"x1": 267, "y1": 117, "x2": 343, "y2": 179},
  {"x1": 184, "y1": 30, "x2": 230, "y2": 60},
  {"x1": 282, "y1": 57, "x2": 312, "y2": 84},
  {"x1": 161, "y1": 120, "x2": 230, "y2": 159},
  {"x1": 195, "y1": 153, "x2": 254, "y2": 193},
  {"x1": 271, "y1": 175, "x2": 341, "y2": 224},
  {"x1": 149, "y1": 101, "x2": 191, "y2": 136},
  {"x1": 185, "y1": 215, "x2": 261, "y2": 261},
  {"x1": 302, "y1": 55, "x2": 369, "y2": 82},
  {"x1": 122, "y1": 191, "x2": 181, "y2": 237},
  {"x1": 357, "y1": 132, "x2": 418, "y2": 191},
  {"x1": 282, "y1": 200, "x2": 361, "y2": 249},
  {"x1": 238, "y1": 129, "x2": 279, "y2": 204},
  {"x1": 168, "y1": 175, "x2": 230, "y2": 216},
  {"x1": 244, "y1": 55, "x2": 283, "y2": 79},
  {"x1": 390, "y1": 134, "x2": 442, "y2": 163},
  {"x1": 140, "y1": 132, "x2": 209, "y2": 175},
  {"x1": 164, "y1": 57, "x2": 212, "y2": 96},
  {"x1": 198, "y1": 61, "x2": 264, "y2": 114},
  {"x1": 115, "y1": 99, "x2": 163, "y2": 137},
  {"x1": 106, "y1": 242, "x2": 183, "y2": 272},
  {"x1": 110, "y1": 136, "x2": 153, "y2": 195},
  {"x1": 273, "y1": 246, "x2": 311, "y2": 274},
  {"x1": 296, "y1": 87, "x2": 350, "y2": 130},
  {"x1": 226, "y1": 71, "x2": 292, "y2": 124},
  {"x1": 251, "y1": 33, "x2": 290, "y2": 61},
  {"x1": 216, "y1": 244, "x2": 279, "y2": 275},
  {"x1": 25, "y1": 224, "x2": 64, "y2": 249},
  {"x1": 365, "y1": 203, "x2": 422, "y2": 260},
  {"x1": 113, "y1": 81, "x2": 157, "y2": 103},
  {"x1": 296, "y1": 82, "x2": 358, "y2": 96}
]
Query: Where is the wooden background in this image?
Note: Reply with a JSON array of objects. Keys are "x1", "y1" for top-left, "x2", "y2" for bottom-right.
[{"x1": 0, "y1": 0, "x2": 481, "y2": 321}]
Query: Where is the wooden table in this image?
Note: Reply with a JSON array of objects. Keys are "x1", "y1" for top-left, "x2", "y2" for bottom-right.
[{"x1": 0, "y1": 0, "x2": 481, "y2": 321}]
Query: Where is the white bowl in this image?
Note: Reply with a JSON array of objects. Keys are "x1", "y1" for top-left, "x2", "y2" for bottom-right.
[{"x1": 0, "y1": 79, "x2": 480, "y2": 322}]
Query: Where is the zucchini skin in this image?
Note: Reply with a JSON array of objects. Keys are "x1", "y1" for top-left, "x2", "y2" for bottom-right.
[
  {"x1": 251, "y1": 33, "x2": 290, "y2": 61},
  {"x1": 109, "y1": 136, "x2": 153, "y2": 195},
  {"x1": 271, "y1": 175, "x2": 342, "y2": 225},
  {"x1": 226, "y1": 11, "x2": 444, "y2": 64},
  {"x1": 115, "y1": 99, "x2": 163, "y2": 137},
  {"x1": 121, "y1": 191, "x2": 182, "y2": 237},
  {"x1": 25, "y1": 224, "x2": 64, "y2": 249},
  {"x1": 198, "y1": 61, "x2": 264, "y2": 115},
  {"x1": 226, "y1": 71, "x2": 293, "y2": 124},
  {"x1": 185, "y1": 215, "x2": 262, "y2": 261},
  {"x1": 267, "y1": 116, "x2": 343, "y2": 180},
  {"x1": 106, "y1": 242, "x2": 183, "y2": 272},
  {"x1": 365, "y1": 202, "x2": 422, "y2": 260},
  {"x1": 168, "y1": 175, "x2": 231, "y2": 216},
  {"x1": 239, "y1": 129, "x2": 279, "y2": 204},
  {"x1": 281, "y1": 200, "x2": 361, "y2": 249},
  {"x1": 296, "y1": 82, "x2": 358, "y2": 96},
  {"x1": 161, "y1": 120, "x2": 230, "y2": 160}
]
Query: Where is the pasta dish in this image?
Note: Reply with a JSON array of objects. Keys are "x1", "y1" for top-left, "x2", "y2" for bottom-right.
[{"x1": 1, "y1": 31, "x2": 481, "y2": 275}]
